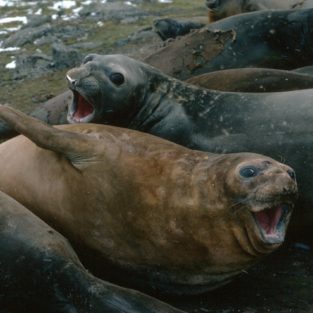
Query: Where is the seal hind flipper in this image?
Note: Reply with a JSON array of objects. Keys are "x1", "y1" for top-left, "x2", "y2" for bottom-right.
[
  {"x1": 0, "y1": 189, "x2": 186, "y2": 313},
  {"x1": 0, "y1": 104, "x2": 98, "y2": 169}
]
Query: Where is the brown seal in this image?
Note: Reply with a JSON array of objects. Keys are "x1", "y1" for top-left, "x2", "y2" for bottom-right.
[
  {"x1": 0, "y1": 105, "x2": 297, "y2": 295},
  {"x1": 185, "y1": 68, "x2": 313, "y2": 92},
  {"x1": 0, "y1": 190, "x2": 184, "y2": 313},
  {"x1": 205, "y1": 0, "x2": 313, "y2": 22}
]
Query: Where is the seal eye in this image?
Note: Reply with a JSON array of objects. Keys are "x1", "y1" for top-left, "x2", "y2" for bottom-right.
[
  {"x1": 109, "y1": 72, "x2": 125, "y2": 86},
  {"x1": 287, "y1": 169, "x2": 296, "y2": 180},
  {"x1": 239, "y1": 166, "x2": 259, "y2": 178}
]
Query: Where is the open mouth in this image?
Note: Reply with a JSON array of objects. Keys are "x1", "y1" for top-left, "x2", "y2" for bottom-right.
[
  {"x1": 253, "y1": 204, "x2": 291, "y2": 244},
  {"x1": 67, "y1": 90, "x2": 95, "y2": 123}
]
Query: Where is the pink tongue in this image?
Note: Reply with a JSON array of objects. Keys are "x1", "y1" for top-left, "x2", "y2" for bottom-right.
[
  {"x1": 73, "y1": 95, "x2": 93, "y2": 119},
  {"x1": 255, "y1": 206, "x2": 283, "y2": 234}
]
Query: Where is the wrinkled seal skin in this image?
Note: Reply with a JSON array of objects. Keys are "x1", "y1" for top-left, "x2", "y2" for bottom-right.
[
  {"x1": 186, "y1": 68, "x2": 313, "y2": 92},
  {"x1": 148, "y1": 9, "x2": 313, "y2": 79},
  {"x1": 205, "y1": 0, "x2": 313, "y2": 22},
  {"x1": 64, "y1": 54, "x2": 313, "y2": 240},
  {"x1": 0, "y1": 190, "x2": 184, "y2": 313},
  {"x1": 0, "y1": 105, "x2": 297, "y2": 295}
]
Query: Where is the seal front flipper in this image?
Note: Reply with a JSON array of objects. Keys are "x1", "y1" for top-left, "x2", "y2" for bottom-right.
[
  {"x1": 0, "y1": 104, "x2": 99, "y2": 169},
  {"x1": 0, "y1": 190, "x2": 185, "y2": 313}
]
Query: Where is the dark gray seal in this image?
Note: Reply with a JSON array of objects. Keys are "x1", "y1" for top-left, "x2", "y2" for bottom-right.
[
  {"x1": 148, "y1": 9, "x2": 313, "y2": 79},
  {"x1": 1, "y1": 8, "x2": 312, "y2": 140},
  {"x1": 205, "y1": 0, "x2": 313, "y2": 22},
  {"x1": 0, "y1": 190, "x2": 184, "y2": 313}
]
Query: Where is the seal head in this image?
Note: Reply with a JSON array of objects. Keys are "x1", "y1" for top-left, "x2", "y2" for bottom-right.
[
  {"x1": 224, "y1": 156, "x2": 296, "y2": 246},
  {"x1": 66, "y1": 54, "x2": 150, "y2": 126}
]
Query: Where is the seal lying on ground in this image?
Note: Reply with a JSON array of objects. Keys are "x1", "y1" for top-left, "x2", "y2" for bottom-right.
[
  {"x1": 185, "y1": 68, "x2": 313, "y2": 92},
  {"x1": 63, "y1": 54, "x2": 313, "y2": 241},
  {"x1": 205, "y1": 0, "x2": 313, "y2": 22},
  {"x1": 149, "y1": 9, "x2": 313, "y2": 78},
  {"x1": 1, "y1": 8, "x2": 313, "y2": 140},
  {"x1": 0, "y1": 190, "x2": 185, "y2": 313},
  {"x1": 0, "y1": 105, "x2": 297, "y2": 296}
]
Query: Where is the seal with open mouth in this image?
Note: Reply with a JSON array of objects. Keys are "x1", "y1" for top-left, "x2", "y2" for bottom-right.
[{"x1": 0, "y1": 105, "x2": 297, "y2": 296}]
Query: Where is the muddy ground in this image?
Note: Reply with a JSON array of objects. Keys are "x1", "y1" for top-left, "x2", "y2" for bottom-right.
[{"x1": 0, "y1": 1, "x2": 313, "y2": 312}]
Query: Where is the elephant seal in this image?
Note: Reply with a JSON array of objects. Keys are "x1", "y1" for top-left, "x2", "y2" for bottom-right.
[
  {"x1": 1, "y1": 8, "x2": 312, "y2": 140},
  {"x1": 205, "y1": 0, "x2": 313, "y2": 22},
  {"x1": 0, "y1": 105, "x2": 297, "y2": 295},
  {"x1": 64, "y1": 53, "x2": 313, "y2": 241},
  {"x1": 148, "y1": 9, "x2": 313, "y2": 78},
  {"x1": 0, "y1": 190, "x2": 184, "y2": 313},
  {"x1": 185, "y1": 68, "x2": 313, "y2": 92}
]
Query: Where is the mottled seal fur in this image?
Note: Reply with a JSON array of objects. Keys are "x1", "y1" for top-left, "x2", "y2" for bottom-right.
[
  {"x1": 64, "y1": 54, "x2": 313, "y2": 241},
  {"x1": 0, "y1": 105, "x2": 297, "y2": 295},
  {"x1": 0, "y1": 190, "x2": 184, "y2": 313},
  {"x1": 186, "y1": 68, "x2": 313, "y2": 92}
]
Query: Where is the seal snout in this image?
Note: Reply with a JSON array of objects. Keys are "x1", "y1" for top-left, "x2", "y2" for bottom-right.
[
  {"x1": 236, "y1": 158, "x2": 298, "y2": 245},
  {"x1": 66, "y1": 74, "x2": 78, "y2": 88},
  {"x1": 66, "y1": 68, "x2": 97, "y2": 124}
]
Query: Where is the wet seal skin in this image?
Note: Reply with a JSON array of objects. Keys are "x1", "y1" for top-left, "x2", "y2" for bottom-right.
[
  {"x1": 185, "y1": 68, "x2": 313, "y2": 92},
  {"x1": 205, "y1": 0, "x2": 313, "y2": 22},
  {"x1": 0, "y1": 105, "x2": 297, "y2": 296},
  {"x1": 63, "y1": 54, "x2": 313, "y2": 241},
  {"x1": 0, "y1": 190, "x2": 185, "y2": 313}
]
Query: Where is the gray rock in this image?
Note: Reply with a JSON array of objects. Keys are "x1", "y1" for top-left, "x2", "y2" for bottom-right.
[
  {"x1": 12, "y1": 53, "x2": 52, "y2": 80},
  {"x1": 79, "y1": 2, "x2": 150, "y2": 23},
  {"x1": 51, "y1": 42, "x2": 81, "y2": 69},
  {"x1": 2, "y1": 24, "x2": 52, "y2": 48}
]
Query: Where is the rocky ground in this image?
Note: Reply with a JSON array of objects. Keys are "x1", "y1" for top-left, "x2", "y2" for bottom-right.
[
  {"x1": 1, "y1": 1, "x2": 313, "y2": 313},
  {"x1": 0, "y1": 0, "x2": 206, "y2": 112}
]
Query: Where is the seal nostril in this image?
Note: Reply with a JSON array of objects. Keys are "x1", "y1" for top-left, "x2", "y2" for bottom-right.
[
  {"x1": 66, "y1": 75, "x2": 77, "y2": 87},
  {"x1": 287, "y1": 169, "x2": 296, "y2": 180}
]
